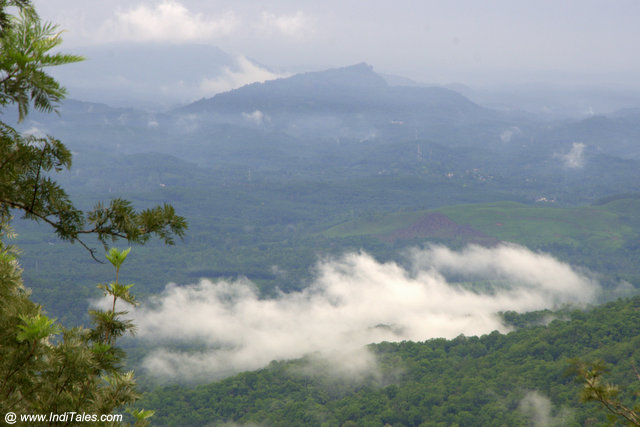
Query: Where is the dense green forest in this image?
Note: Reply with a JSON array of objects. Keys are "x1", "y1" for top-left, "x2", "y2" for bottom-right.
[{"x1": 138, "y1": 296, "x2": 640, "y2": 426}]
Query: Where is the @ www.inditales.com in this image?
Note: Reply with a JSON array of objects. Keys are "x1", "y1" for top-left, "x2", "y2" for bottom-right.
[{"x1": 4, "y1": 411, "x2": 123, "y2": 424}]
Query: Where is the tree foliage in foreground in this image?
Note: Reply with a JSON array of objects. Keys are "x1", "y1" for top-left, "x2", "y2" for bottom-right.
[
  {"x1": 573, "y1": 359, "x2": 640, "y2": 426},
  {"x1": 0, "y1": 1, "x2": 185, "y2": 423},
  {"x1": 0, "y1": 240, "x2": 152, "y2": 425},
  {"x1": 0, "y1": 3, "x2": 186, "y2": 259}
]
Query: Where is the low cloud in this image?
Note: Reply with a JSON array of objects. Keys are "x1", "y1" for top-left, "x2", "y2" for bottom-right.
[
  {"x1": 559, "y1": 142, "x2": 586, "y2": 168},
  {"x1": 519, "y1": 391, "x2": 573, "y2": 426},
  {"x1": 173, "y1": 113, "x2": 200, "y2": 133},
  {"x1": 500, "y1": 130, "x2": 514, "y2": 143},
  {"x1": 112, "y1": 244, "x2": 598, "y2": 381},
  {"x1": 200, "y1": 56, "x2": 285, "y2": 96},
  {"x1": 499, "y1": 126, "x2": 521, "y2": 143},
  {"x1": 242, "y1": 110, "x2": 267, "y2": 125},
  {"x1": 100, "y1": 1, "x2": 238, "y2": 43}
]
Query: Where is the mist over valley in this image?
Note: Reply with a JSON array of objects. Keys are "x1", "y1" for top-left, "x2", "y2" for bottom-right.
[{"x1": 7, "y1": 2, "x2": 640, "y2": 424}]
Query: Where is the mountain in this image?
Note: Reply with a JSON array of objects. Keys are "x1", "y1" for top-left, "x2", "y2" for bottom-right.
[
  {"x1": 180, "y1": 63, "x2": 496, "y2": 123},
  {"x1": 176, "y1": 63, "x2": 505, "y2": 148},
  {"x1": 380, "y1": 72, "x2": 430, "y2": 87},
  {"x1": 11, "y1": 64, "x2": 640, "y2": 203},
  {"x1": 48, "y1": 43, "x2": 280, "y2": 110},
  {"x1": 548, "y1": 112, "x2": 640, "y2": 160},
  {"x1": 452, "y1": 83, "x2": 640, "y2": 119}
]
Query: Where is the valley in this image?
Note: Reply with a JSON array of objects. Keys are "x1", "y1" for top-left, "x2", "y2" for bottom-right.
[{"x1": 7, "y1": 57, "x2": 640, "y2": 427}]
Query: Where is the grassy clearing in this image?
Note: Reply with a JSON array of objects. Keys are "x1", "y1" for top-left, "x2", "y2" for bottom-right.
[
  {"x1": 324, "y1": 200, "x2": 638, "y2": 250},
  {"x1": 436, "y1": 202, "x2": 629, "y2": 249},
  {"x1": 324, "y1": 211, "x2": 425, "y2": 238}
]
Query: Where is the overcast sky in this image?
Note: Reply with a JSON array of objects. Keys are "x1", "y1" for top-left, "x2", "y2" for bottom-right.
[{"x1": 31, "y1": 0, "x2": 640, "y2": 88}]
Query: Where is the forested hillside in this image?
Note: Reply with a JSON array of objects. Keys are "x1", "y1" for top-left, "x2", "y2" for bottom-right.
[{"x1": 138, "y1": 296, "x2": 640, "y2": 426}]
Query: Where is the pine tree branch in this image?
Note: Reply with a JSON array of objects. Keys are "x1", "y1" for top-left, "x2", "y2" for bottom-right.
[{"x1": 28, "y1": 146, "x2": 46, "y2": 212}]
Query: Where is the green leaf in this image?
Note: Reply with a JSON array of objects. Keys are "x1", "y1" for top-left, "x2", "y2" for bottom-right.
[
  {"x1": 105, "y1": 247, "x2": 131, "y2": 269},
  {"x1": 16, "y1": 313, "x2": 61, "y2": 342},
  {"x1": 128, "y1": 408, "x2": 155, "y2": 420}
]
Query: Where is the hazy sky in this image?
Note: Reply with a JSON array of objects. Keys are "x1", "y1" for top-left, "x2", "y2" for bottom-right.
[{"x1": 32, "y1": 0, "x2": 640, "y2": 87}]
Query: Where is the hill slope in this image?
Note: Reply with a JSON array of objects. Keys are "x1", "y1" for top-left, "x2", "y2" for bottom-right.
[
  {"x1": 138, "y1": 296, "x2": 640, "y2": 426},
  {"x1": 180, "y1": 63, "x2": 496, "y2": 127}
]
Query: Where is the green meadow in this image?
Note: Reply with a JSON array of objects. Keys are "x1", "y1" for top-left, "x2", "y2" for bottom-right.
[{"x1": 325, "y1": 199, "x2": 640, "y2": 252}]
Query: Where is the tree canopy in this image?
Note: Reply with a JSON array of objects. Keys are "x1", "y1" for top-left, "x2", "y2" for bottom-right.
[
  {"x1": 0, "y1": 1, "x2": 186, "y2": 259},
  {"x1": 1, "y1": 2, "x2": 184, "y2": 424}
]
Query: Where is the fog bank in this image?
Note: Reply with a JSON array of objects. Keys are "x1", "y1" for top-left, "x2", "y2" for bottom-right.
[{"x1": 115, "y1": 244, "x2": 599, "y2": 381}]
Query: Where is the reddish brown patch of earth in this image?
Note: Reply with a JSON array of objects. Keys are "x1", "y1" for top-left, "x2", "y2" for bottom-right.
[{"x1": 381, "y1": 212, "x2": 500, "y2": 246}]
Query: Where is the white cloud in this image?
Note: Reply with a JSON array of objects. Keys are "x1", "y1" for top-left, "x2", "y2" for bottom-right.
[
  {"x1": 200, "y1": 55, "x2": 285, "y2": 95},
  {"x1": 21, "y1": 126, "x2": 47, "y2": 138},
  {"x1": 408, "y1": 244, "x2": 597, "y2": 305},
  {"x1": 101, "y1": 1, "x2": 239, "y2": 43},
  {"x1": 560, "y1": 142, "x2": 586, "y2": 168},
  {"x1": 519, "y1": 391, "x2": 553, "y2": 427},
  {"x1": 519, "y1": 391, "x2": 572, "y2": 426},
  {"x1": 242, "y1": 110, "x2": 266, "y2": 125},
  {"x1": 259, "y1": 11, "x2": 311, "y2": 37},
  {"x1": 109, "y1": 244, "x2": 599, "y2": 382},
  {"x1": 499, "y1": 126, "x2": 521, "y2": 143},
  {"x1": 173, "y1": 113, "x2": 200, "y2": 133},
  {"x1": 500, "y1": 130, "x2": 513, "y2": 143}
]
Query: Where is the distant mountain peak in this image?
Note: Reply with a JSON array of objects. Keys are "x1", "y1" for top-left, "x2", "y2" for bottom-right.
[
  {"x1": 180, "y1": 63, "x2": 390, "y2": 113},
  {"x1": 297, "y1": 62, "x2": 380, "y2": 79},
  {"x1": 179, "y1": 62, "x2": 487, "y2": 124},
  {"x1": 333, "y1": 62, "x2": 375, "y2": 73}
]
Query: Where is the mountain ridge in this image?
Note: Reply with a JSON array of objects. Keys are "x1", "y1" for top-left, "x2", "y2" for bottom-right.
[{"x1": 179, "y1": 63, "x2": 486, "y2": 117}]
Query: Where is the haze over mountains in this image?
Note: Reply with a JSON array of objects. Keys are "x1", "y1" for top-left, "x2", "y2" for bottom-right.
[
  {"x1": 16, "y1": 59, "x2": 640, "y2": 202},
  {"x1": 49, "y1": 43, "x2": 286, "y2": 110},
  {"x1": 48, "y1": 42, "x2": 640, "y2": 118},
  {"x1": 14, "y1": 55, "x2": 640, "y2": 321}
]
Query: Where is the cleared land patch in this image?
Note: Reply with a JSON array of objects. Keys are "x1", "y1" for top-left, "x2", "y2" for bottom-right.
[{"x1": 324, "y1": 199, "x2": 640, "y2": 251}]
